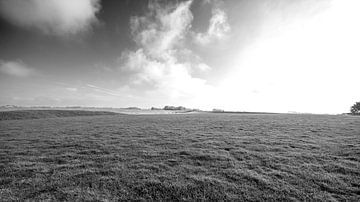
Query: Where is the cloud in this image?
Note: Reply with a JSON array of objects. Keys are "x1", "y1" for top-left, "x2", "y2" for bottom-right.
[
  {"x1": 86, "y1": 84, "x2": 123, "y2": 97},
  {"x1": 194, "y1": 4, "x2": 230, "y2": 45},
  {"x1": 0, "y1": 0, "x2": 100, "y2": 36},
  {"x1": 0, "y1": 60, "x2": 34, "y2": 77},
  {"x1": 65, "y1": 87, "x2": 78, "y2": 92},
  {"x1": 129, "y1": 0, "x2": 193, "y2": 59},
  {"x1": 122, "y1": 0, "x2": 212, "y2": 100}
]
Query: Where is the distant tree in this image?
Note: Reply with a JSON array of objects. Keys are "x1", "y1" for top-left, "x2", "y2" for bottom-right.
[
  {"x1": 163, "y1": 106, "x2": 175, "y2": 110},
  {"x1": 212, "y1": 109, "x2": 224, "y2": 113},
  {"x1": 125, "y1": 107, "x2": 141, "y2": 110},
  {"x1": 163, "y1": 106, "x2": 186, "y2": 110},
  {"x1": 350, "y1": 102, "x2": 360, "y2": 114}
]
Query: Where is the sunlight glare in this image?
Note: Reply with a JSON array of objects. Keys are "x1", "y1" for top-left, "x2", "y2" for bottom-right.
[{"x1": 214, "y1": 0, "x2": 360, "y2": 113}]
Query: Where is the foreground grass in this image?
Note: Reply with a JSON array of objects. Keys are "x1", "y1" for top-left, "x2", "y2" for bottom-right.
[
  {"x1": 0, "y1": 110, "x2": 118, "y2": 121},
  {"x1": 0, "y1": 113, "x2": 359, "y2": 201}
]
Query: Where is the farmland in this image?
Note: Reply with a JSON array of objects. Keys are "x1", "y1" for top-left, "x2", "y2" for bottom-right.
[{"x1": 1, "y1": 111, "x2": 359, "y2": 201}]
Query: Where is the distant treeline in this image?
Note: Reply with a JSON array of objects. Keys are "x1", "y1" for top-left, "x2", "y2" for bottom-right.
[{"x1": 151, "y1": 106, "x2": 200, "y2": 111}]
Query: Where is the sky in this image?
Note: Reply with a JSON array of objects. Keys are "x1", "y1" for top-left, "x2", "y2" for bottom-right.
[{"x1": 0, "y1": 0, "x2": 359, "y2": 114}]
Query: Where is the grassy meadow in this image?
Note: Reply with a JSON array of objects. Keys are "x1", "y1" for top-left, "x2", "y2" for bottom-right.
[{"x1": 0, "y1": 111, "x2": 359, "y2": 201}]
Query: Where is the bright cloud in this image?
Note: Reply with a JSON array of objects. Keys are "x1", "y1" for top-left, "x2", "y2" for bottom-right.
[
  {"x1": 212, "y1": 0, "x2": 360, "y2": 114},
  {"x1": 0, "y1": 0, "x2": 100, "y2": 36},
  {"x1": 130, "y1": 0, "x2": 193, "y2": 59},
  {"x1": 123, "y1": 0, "x2": 212, "y2": 102},
  {"x1": 194, "y1": 5, "x2": 230, "y2": 45},
  {"x1": 65, "y1": 88, "x2": 78, "y2": 92},
  {"x1": 0, "y1": 60, "x2": 34, "y2": 77}
]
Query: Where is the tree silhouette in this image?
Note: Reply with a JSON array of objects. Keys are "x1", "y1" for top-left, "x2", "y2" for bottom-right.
[{"x1": 350, "y1": 102, "x2": 360, "y2": 114}]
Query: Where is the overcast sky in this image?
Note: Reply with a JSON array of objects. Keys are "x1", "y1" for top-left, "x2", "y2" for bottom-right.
[{"x1": 0, "y1": 0, "x2": 359, "y2": 114}]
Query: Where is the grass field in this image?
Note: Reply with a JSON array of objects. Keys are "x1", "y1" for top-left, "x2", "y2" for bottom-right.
[
  {"x1": 0, "y1": 110, "x2": 118, "y2": 121},
  {"x1": 1, "y1": 111, "x2": 359, "y2": 201}
]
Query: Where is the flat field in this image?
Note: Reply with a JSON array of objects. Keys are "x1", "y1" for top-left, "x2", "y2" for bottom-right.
[{"x1": 1, "y1": 111, "x2": 359, "y2": 201}]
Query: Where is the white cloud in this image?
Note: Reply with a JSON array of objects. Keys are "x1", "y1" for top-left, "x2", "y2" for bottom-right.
[
  {"x1": 123, "y1": 0, "x2": 212, "y2": 101},
  {"x1": 0, "y1": 60, "x2": 34, "y2": 77},
  {"x1": 65, "y1": 87, "x2": 78, "y2": 92},
  {"x1": 0, "y1": 0, "x2": 100, "y2": 36},
  {"x1": 210, "y1": 0, "x2": 360, "y2": 114},
  {"x1": 123, "y1": 49, "x2": 211, "y2": 98},
  {"x1": 130, "y1": 0, "x2": 193, "y2": 59},
  {"x1": 194, "y1": 6, "x2": 230, "y2": 45}
]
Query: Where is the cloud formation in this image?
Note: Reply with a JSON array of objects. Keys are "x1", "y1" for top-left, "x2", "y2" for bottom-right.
[
  {"x1": 122, "y1": 0, "x2": 212, "y2": 100},
  {"x1": 0, "y1": 0, "x2": 100, "y2": 36},
  {"x1": 86, "y1": 84, "x2": 123, "y2": 97},
  {"x1": 0, "y1": 60, "x2": 33, "y2": 77},
  {"x1": 194, "y1": 4, "x2": 230, "y2": 45},
  {"x1": 130, "y1": 0, "x2": 193, "y2": 59}
]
